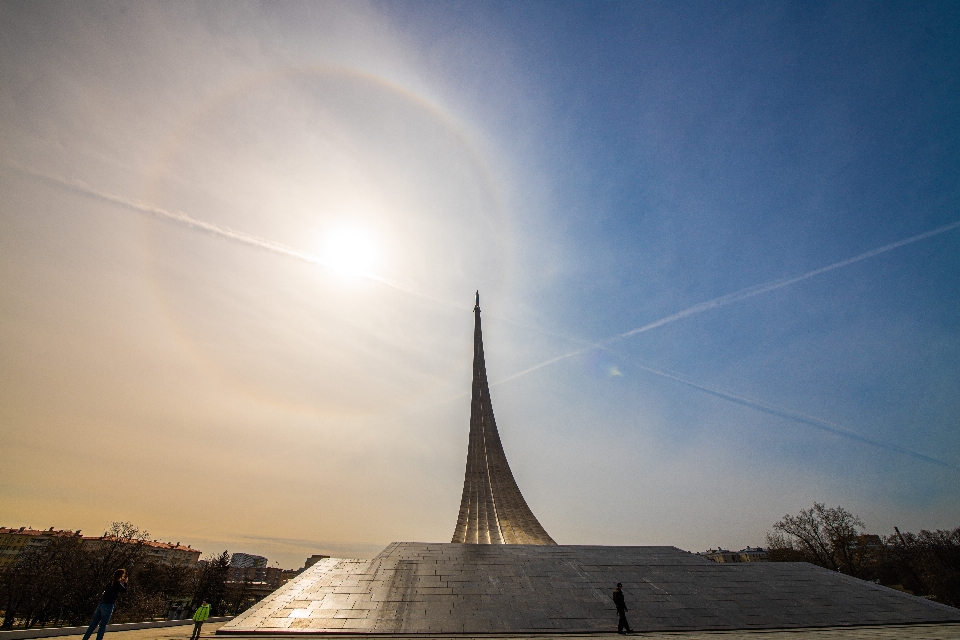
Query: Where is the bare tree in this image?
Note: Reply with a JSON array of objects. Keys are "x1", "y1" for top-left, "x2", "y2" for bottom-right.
[
  {"x1": 0, "y1": 534, "x2": 84, "y2": 629},
  {"x1": 766, "y1": 503, "x2": 868, "y2": 576},
  {"x1": 71, "y1": 522, "x2": 149, "y2": 623},
  {"x1": 884, "y1": 527, "x2": 960, "y2": 606},
  {"x1": 224, "y1": 571, "x2": 256, "y2": 616},
  {"x1": 0, "y1": 523, "x2": 225, "y2": 629}
]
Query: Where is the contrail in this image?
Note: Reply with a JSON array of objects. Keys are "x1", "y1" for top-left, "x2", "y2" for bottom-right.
[
  {"x1": 621, "y1": 218, "x2": 960, "y2": 338},
  {"x1": 493, "y1": 347, "x2": 592, "y2": 386},
  {"x1": 8, "y1": 161, "x2": 464, "y2": 309},
  {"x1": 503, "y1": 218, "x2": 960, "y2": 381},
  {"x1": 631, "y1": 361, "x2": 959, "y2": 471},
  {"x1": 495, "y1": 343, "x2": 959, "y2": 470},
  {"x1": 10, "y1": 161, "x2": 616, "y2": 333}
]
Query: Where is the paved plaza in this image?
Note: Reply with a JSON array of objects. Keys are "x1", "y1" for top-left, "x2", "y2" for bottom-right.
[{"x1": 33, "y1": 620, "x2": 960, "y2": 640}]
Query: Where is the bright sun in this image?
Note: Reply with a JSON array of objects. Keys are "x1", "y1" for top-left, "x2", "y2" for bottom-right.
[{"x1": 321, "y1": 227, "x2": 379, "y2": 278}]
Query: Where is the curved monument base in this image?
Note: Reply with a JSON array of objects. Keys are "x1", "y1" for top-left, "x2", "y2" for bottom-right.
[{"x1": 218, "y1": 543, "x2": 960, "y2": 634}]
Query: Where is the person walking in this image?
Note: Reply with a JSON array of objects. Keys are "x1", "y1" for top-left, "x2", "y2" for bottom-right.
[
  {"x1": 81, "y1": 569, "x2": 128, "y2": 640},
  {"x1": 190, "y1": 600, "x2": 211, "y2": 640},
  {"x1": 612, "y1": 582, "x2": 632, "y2": 634}
]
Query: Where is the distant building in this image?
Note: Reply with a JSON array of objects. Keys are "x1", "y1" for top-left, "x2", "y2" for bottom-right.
[
  {"x1": 227, "y1": 566, "x2": 299, "y2": 586},
  {"x1": 226, "y1": 565, "x2": 301, "y2": 602},
  {"x1": 82, "y1": 535, "x2": 201, "y2": 565},
  {"x1": 304, "y1": 554, "x2": 330, "y2": 570},
  {"x1": 231, "y1": 552, "x2": 268, "y2": 568},
  {"x1": 699, "y1": 547, "x2": 769, "y2": 563},
  {"x1": 699, "y1": 548, "x2": 740, "y2": 563},
  {"x1": 738, "y1": 547, "x2": 769, "y2": 562},
  {"x1": 1, "y1": 525, "x2": 200, "y2": 567},
  {"x1": 139, "y1": 540, "x2": 200, "y2": 565},
  {"x1": 0, "y1": 526, "x2": 83, "y2": 568},
  {"x1": 851, "y1": 534, "x2": 885, "y2": 550}
]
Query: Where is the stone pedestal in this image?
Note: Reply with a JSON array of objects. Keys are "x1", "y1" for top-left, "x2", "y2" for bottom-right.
[{"x1": 219, "y1": 543, "x2": 960, "y2": 634}]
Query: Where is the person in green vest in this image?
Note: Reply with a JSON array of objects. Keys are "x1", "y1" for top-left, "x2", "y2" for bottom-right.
[{"x1": 189, "y1": 600, "x2": 211, "y2": 640}]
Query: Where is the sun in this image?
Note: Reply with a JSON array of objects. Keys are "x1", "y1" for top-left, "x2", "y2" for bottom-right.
[{"x1": 320, "y1": 227, "x2": 379, "y2": 278}]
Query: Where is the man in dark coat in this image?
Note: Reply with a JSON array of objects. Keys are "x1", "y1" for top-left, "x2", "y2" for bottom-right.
[{"x1": 612, "y1": 582, "x2": 632, "y2": 634}]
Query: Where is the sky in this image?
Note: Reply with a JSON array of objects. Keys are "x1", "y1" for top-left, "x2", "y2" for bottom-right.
[{"x1": 1, "y1": 1, "x2": 958, "y2": 569}]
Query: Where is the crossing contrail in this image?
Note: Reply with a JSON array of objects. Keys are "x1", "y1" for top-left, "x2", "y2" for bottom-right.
[
  {"x1": 496, "y1": 347, "x2": 959, "y2": 470},
  {"x1": 498, "y1": 346, "x2": 960, "y2": 469},
  {"x1": 620, "y1": 218, "x2": 960, "y2": 339},
  {"x1": 9, "y1": 161, "x2": 464, "y2": 309},
  {"x1": 502, "y1": 218, "x2": 960, "y2": 382},
  {"x1": 633, "y1": 361, "x2": 959, "y2": 470},
  {"x1": 18, "y1": 163, "x2": 954, "y2": 469}
]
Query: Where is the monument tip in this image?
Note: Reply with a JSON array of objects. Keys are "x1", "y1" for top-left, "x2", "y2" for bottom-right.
[{"x1": 475, "y1": 290, "x2": 480, "y2": 311}]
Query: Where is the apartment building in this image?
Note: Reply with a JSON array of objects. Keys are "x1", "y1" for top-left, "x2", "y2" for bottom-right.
[
  {"x1": 83, "y1": 535, "x2": 201, "y2": 566},
  {"x1": 0, "y1": 526, "x2": 83, "y2": 568},
  {"x1": 699, "y1": 546, "x2": 770, "y2": 563},
  {"x1": 1, "y1": 526, "x2": 200, "y2": 567}
]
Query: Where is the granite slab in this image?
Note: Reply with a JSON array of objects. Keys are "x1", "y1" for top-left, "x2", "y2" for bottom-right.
[{"x1": 218, "y1": 543, "x2": 960, "y2": 634}]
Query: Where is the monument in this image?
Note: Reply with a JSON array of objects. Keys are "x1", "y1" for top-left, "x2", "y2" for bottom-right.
[
  {"x1": 219, "y1": 295, "x2": 960, "y2": 635},
  {"x1": 451, "y1": 292, "x2": 555, "y2": 545}
]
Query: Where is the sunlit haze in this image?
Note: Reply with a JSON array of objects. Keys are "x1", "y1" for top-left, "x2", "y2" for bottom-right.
[
  {"x1": 321, "y1": 227, "x2": 380, "y2": 279},
  {"x1": 1, "y1": 1, "x2": 958, "y2": 569}
]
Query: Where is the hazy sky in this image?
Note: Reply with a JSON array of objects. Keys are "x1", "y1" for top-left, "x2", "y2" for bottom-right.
[{"x1": 2, "y1": 1, "x2": 958, "y2": 569}]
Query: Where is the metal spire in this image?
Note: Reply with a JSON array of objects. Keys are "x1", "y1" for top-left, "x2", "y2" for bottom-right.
[{"x1": 451, "y1": 292, "x2": 556, "y2": 545}]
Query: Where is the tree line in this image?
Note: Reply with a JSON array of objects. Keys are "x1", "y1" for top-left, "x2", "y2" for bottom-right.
[
  {"x1": 0, "y1": 523, "x2": 255, "y2": 630},
  {"x1": 766, "y1": 502, "x2": 960, "y2": 606}
]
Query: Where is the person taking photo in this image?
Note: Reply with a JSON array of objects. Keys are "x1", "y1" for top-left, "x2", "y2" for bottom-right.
[{"x1": 82, "y1": 569, "x2": 128, "y2": 640}]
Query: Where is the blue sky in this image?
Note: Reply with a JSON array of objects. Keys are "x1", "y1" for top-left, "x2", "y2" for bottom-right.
[{"x1": 1, "y1": 1, "x2": 958, "y2": 567}]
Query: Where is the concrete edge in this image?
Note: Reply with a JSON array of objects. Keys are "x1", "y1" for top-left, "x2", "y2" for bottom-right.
[
  {"x1": 214, "y1": 620, "x2": 960, "y2": 636},
  {"x1": 822, "y1": 564, "x2": 960, "y2": 614},
  {"x1": 1, "y1": 617, "x2": 234, "y2": 639}
]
